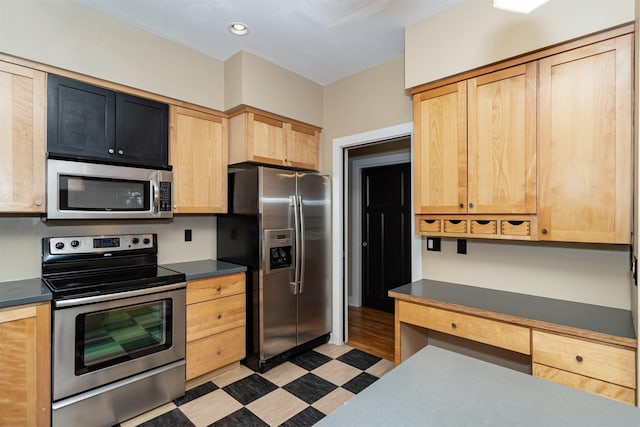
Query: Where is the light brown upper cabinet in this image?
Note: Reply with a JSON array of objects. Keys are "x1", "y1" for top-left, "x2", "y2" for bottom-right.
[
  {"x1": 170, "y1": 106, "x2": 228, "y2": 214},
  {"x1": 414, "y1": 64, "x2": 536, "y2": 215},
  {"x1": 0, "y1": 61, "x2": 46, "y2": 213},
  {"x1": 537, "y1": 34, "x2": 632, "y2": 243},
  {"x1": 228, "y1": 107, "x2": 321, "y2": 171}
]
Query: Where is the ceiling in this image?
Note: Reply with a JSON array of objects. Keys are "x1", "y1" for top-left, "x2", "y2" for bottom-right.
[{"x1": 74, "y1": 0, "x2": 463, "y2": 86}]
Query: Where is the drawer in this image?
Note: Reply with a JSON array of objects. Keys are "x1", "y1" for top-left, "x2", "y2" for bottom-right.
[
  {"x1": 187, "y1": 272, "x2": 245, "y2": 304},
  {"x1": 443, "y1": 219, "x2": 467, "y2": 233},
  {"x1": 533, "y1": 363, "x2": 635, "y2": 405},
  {"x1": 186, "y1": 327, "x2": 245, "y2": 380},
  {"x1": 419, "y1": 219, "x2": 441, "y2": 233},
  {"x1": 470, "y1": 220, "x2": 497, "y2": 235},
  {"x1": 398, "y1": 301, "x2": 530, "y2": 354},
  {"x1": 500, "y1": 220, "x2": 531, "y2": 236},
  {"x1": 532, "y1": 331, "x2": 636, "y2": 388},
  {"x1": 187, "y1": 294, "x2": 246, "y2": 342}
]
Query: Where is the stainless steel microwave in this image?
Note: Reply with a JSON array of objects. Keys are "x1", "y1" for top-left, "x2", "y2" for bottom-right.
[{"x1": 47, "y1": 159, "x2": 173, "y2": 219}]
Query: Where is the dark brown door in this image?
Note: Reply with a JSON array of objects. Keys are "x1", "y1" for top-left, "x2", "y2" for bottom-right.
[{"x1": 362, "y1": 163, "x2": 411, "y2": 313}]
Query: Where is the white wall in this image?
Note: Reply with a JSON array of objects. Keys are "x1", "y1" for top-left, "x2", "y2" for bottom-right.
[{"x1": 406, "y1": 0, "x2": 634, "y2": 88}]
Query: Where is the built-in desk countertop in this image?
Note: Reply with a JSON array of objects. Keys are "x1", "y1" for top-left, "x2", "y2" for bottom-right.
[{"x1": 389, "y1": 280, "x2": 638, "y2": 405}]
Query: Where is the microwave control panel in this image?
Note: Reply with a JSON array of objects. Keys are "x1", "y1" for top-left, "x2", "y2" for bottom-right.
[{"x1": 159, "y1": 182, "x2": 172, "y2": 212}]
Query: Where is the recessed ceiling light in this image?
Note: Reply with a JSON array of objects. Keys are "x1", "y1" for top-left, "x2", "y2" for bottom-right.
[
  {"x1": 229, "y1": 22, "x2": 249, "y2": 36},
  {"x1": 493, "y1": 0, "x2": 549, "y2": 14}
]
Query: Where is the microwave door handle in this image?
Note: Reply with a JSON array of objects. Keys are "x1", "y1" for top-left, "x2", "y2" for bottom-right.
[
  {"x1": 290, "y1": 195, "x2": 300, "y2": 295},
  {"x1": 297, "y1": 195, "x2": 306, "y2": 294},
  {"x1": 152, "y1": 182, "x2": 159, "y2": 214}
]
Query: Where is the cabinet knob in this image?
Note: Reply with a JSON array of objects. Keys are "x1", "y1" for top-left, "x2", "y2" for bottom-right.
[
  {"x1": 541, "y1": 228, "x2": 549, "y2": 235},
  {"x1": 468, "y1": 202, "x2": 474, "y2": 208},
  {"x1": 216, "y1": 349, "x2": 222, "y2": 355},
  {"x1": 217, "y1": 313, "x2": 222, "y2": 320},
  {"x1": 118, "y1": 149, "x2": 124, "y2": 155},
  {"x1": 459, "y1": 203, "x2": 464, "y2": 208},
  {"x1": 451, "y1": 322, "x2": 457, "y2": 329},
  {"x1": 576, "y1": 355, "x2": 583, "y2": 362},
  {"x1": 35, "y1": 200, "x2": 42, "y2": 206},
  {"x1": 216, "y1": 286, "x2": 222, "y2": 292},
  {"x1": 108, "y1": 148, "x2": 115, "y2": 154}
]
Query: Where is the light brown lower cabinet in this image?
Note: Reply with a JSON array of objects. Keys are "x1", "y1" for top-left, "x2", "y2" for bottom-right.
[
  {"x1": 0, "y1": 302, "x2": 50, "y2": 427},
  {"x1": 186, "y1": 273, "x2": 246, "y2": 381},
  {"x1": 532, "y1": 330, "x2": 636, "y2": 404}
]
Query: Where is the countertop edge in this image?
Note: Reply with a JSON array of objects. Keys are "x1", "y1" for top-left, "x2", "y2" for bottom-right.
[{"x1": 390, "y1": 282, "x2": 637, "y2": 349}]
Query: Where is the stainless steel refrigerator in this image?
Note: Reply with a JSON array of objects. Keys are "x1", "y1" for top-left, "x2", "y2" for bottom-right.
[{"x1": 217, "y1": 166, "x2": 331, "y2": 372}]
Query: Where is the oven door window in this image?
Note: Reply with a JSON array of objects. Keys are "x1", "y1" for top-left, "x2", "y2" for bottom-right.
[
  {"x1": 75, "y1": 299, "x2": 172, "y2": 374},
  {"x1": 60, "y1": 174, "x2": 150, "y2": 211}
]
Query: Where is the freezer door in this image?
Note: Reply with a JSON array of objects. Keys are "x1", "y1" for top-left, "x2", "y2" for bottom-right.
[
  {"x1": 259, "y1": 167, "x2": 298, "y2": 360},
  {"x1": 296, "y1": 172, "x2": 332, "y2": 346}
]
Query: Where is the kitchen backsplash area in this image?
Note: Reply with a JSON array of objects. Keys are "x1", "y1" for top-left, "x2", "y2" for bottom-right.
[{"x1": 0, "y1": 215, "x2": 216, "y2": 282}]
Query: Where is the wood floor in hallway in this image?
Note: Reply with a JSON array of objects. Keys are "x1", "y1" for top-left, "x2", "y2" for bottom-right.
[{"x1": 347, "y1": 306, "x2": 394, "y2": 361}]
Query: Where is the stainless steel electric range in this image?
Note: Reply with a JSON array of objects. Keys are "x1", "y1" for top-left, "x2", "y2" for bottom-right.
[{"x1": 41, "y1": 233, "x2": 186, "y2": 427}]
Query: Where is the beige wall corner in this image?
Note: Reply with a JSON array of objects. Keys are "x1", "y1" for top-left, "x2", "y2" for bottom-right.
[
  {"x1": 224, "y1": 51, "x2": 245, "y2": 110},
  {"x1": 0, "y1": 0, "x2": 224, "y2": 110},
  {"x1": 232, "y1": 51, "x2": 323, "y2": 126},
  {"x1": 321, "y1": 56, "x2": 412, "y2": 173},
  {"x1": 405, "y1": 0, "x2": 634, "y2": 88}
]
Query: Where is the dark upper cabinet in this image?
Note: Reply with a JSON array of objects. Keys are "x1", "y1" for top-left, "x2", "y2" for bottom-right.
[{"x1": 47, "y1": 74, "x2": 169, "y2": 169}]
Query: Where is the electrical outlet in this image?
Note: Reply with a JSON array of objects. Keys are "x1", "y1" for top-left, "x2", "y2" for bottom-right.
[
  {"x1": 184, "y1": 229, "x2": 192, "y2": 242},
  {"x1": 457, "y1": 239, "x2": 467, "y2": 254},
  {"x1": 427, "y1": 237, "x2": 441, "y2": 252}
]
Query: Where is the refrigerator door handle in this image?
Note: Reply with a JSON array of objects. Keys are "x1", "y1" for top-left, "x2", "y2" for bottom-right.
[
  {"x1": 290, "y1": 195, "x2": 301, "y2": 295},
  {"x1": 297, "y1": 195, "x2": 306, "y2": 294}
]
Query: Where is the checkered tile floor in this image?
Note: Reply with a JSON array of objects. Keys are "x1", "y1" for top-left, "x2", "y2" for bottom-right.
[{"x1": 118, "y1": 344, "x2": 394, "y2": 427}]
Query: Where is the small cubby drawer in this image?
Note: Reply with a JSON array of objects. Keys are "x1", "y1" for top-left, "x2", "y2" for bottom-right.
[
  {"x1": 419, "y1": 219, "x2": 441, "y2": 233},
  {"x1": 501, "y1": 220, "x2": 531, "y2": 236},
  {"x1": 470, "y1": 220, "x2": 497, "y2": 235},
  {"x1": 443, "y1": 219, "x2": 467, "y2": 233}
]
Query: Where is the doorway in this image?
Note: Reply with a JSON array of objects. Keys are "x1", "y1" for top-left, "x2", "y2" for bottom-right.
[
  {"x1": 343, "y1": 136, "x2": 412, "y2": 360},
  {"x1": 330, "y1": 122, "x2": 419, "y2": 352}
]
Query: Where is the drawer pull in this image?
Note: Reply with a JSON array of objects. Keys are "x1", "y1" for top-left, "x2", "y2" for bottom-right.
[
  {"x1": 217, "y1": 313, "x2": 222, "y2": 320},
  {"x1": 507, "y1": 221, "x2": 524, "y2": 226},
  {"x1": 451, "y1": 322, "x2": 457, "y2": 329},
  {"x1": 449, "y1": 220, "x2": 462, "y2": 225},
  {"x1": 216, "y1": 349, "x2": 222, "y2": 355},
  {"x1": 476, "y1": 220, "x2": 490, "y2": 225},
  {"x1": 425, "y1": 220, "x2": 436, "y2": 224},
  {"x1": 216, "y1": 286, "x2": 222, "y2": 292},
  {"x1": 576, "y1": 355, "x2": 583, "y2": 362}
]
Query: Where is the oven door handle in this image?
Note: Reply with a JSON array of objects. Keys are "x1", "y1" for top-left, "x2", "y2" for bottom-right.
[{"x1": 54, "y1": 282, "x2": 186, "y2": 308}]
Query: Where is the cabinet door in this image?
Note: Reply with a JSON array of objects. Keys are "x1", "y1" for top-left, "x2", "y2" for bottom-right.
[
  {"x1": 0, "y1": 303, "x2": 50, "y2": 427},
  {"x1": 170, "y1": 106, "x2": 228, "y2": 213},
  {"x1": 467, "y1": 63, "x2": 536, "y2": 214},
  {"x1": 286, "y1": 123, "x2": 320, "y2": 170},
  {"x1": 0, "y1": 61, "x2": 45, "y2": 212},
  {"x1": 116, "y1": 93, "x2": 169, "y2": 168},
  {"x1": 414, "y1": 81, "x2": 467, "y2": 214},
  {"x1": 47, "y1": 74, "x2": 115, "y2": 161},
  {"x1": 538, "y1": 35, "x2": 632, "y2": 243},
  {"x1": 248, "y1": 113, "x2": 287, "y2": 167}
]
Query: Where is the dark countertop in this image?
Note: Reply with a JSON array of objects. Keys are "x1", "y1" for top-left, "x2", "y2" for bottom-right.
[
  {"x1": 317, "y1": 346, "x2": 640, "y2": 427},
  {"x1": 161, "y1": 259, "x2": 247, "y2": 281},
  {"x1": 0, "y1": 278, "x2": 52, "y2": 309},
  {"x1": 390, "y1": 279, "x2": 636, "y2": 340}
]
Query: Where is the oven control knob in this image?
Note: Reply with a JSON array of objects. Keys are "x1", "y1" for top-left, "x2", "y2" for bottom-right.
[
  {"x1": 143, "y1": 238, "x2": 150, "y2": 245},
  {"x1": 131, "y1": 237, "x2": 139, "y2": 244},
  {"x1": 55, "y1": 242, "x2": 65, "y2": 250},
  {"x1": 70, "y1": 240, "x2": 80, "y2": 248}
]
